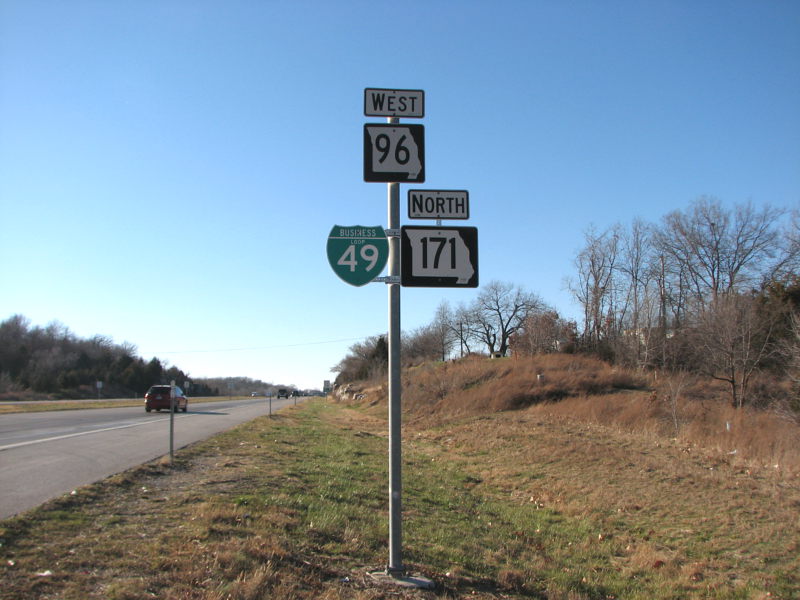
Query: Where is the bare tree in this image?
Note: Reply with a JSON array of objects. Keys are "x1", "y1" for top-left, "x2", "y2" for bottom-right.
[
  {"x1": 664, "y1": 370, "x2": 695, "y2": 436},
  {"x1": 692, "y1": 292, "x2": 779, "y2": 408},
  {"x1": 331, "y1": 335, "x2": 388, "y2": 384},
  {"x1": 568, "y1": 225, "x2": 620, "y2": 351},
  {"x1": 402, "y1": 325, "x2": 444, "y2": 365},
  {"x1": 656, "y1": 197, "x2": 783, "y2": 305},
  {"x1": 511, "y1": 310, "x2": 576, "y2": 355},
  {"x1": 473, "y1": 281, "x2": 544, "y2": 356},
  {"x1": 615, "y1": 219, "x2": 661, "y2": 367},
  {"x1": 766, "y1": 209, "x2": 800, "y2": 283},
  {"x1": 450, "y1": 302, "x2": 479, "y2": 357},
  {"x1": 781, "y1": 311, "x2": 800, "y2": 417},
  {"x1": 430, "y1": 300, "x2": 457, "y2": 361}
]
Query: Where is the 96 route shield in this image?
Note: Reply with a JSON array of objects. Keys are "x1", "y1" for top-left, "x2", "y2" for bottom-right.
[
  {"x1": 327, "y1": 225, "x2": 389, "y2": 287},
  {"x1": 364, "y1": 124, "x2": 425, "y2": 183}
]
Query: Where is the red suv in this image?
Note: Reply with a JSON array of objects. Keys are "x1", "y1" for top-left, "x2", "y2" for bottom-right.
[{"x1": 145, "y1": 385, "x2": 188, "y2": 413}]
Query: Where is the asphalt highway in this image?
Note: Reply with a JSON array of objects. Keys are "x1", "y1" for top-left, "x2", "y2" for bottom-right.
[{"x1": 0, "y1": 397, "x2": 297, "y2": 519}]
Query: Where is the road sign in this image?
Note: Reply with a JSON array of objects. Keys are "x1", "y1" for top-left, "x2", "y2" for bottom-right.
[
  {"x1": 364, "y1": 124, "x2": 425, "y2": 183},
  {"x1": 327, "y1": 225, "x2": 389, "y2": 286},
  {"x1": 364, "y1": 88, "x2": 424, "y2": 118},
  {"x1": 400, "y1": 226, "x2": 478, "y2": 287},
  {"x1": 408, "y1": 190, "x2": 469, "y2": 220}
]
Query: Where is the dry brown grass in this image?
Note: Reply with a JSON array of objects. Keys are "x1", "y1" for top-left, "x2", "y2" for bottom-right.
[
  {"x1": 356, "y1": 353, "x2": 800, "y2": 477},
  {"x1": 405, "y1": 405, "x2": 800, "y2": 596},
  {"x1": 399, "y1": 354, "x2": 648, "y2": 419},
  {"x1": 339, "y1": 354, "x2": 800, "y2": 594},
  {"x1": 534, "y1": 379, "x2": 800, "y2": 476}
]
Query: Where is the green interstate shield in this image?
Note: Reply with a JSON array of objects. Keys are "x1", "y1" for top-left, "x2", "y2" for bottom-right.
[{"x1": 327, "y1": 225, "x2": 389, "y2": 287}]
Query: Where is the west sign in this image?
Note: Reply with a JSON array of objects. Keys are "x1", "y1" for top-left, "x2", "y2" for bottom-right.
[{"x1": 364, "y1": 88, "x2": 424, "y2": 118}]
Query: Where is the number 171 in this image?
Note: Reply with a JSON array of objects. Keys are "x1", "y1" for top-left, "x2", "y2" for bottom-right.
[{"x1": 420, "y1": 236, "x2": 456, "y2": 269}]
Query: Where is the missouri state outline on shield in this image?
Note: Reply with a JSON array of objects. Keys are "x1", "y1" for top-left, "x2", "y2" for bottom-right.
[
  {"x1": 364, "y1": 125, "x2": 424, "y2": 181},
  {"x1": 404, "y1": 228, "x2": 475, "y2": 284}
]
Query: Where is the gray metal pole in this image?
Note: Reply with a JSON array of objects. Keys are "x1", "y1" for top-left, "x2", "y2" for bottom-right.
[
  {"x1": 169, "y1": 383, "x2": 175, "y2": 463},
  {"x1": 387, "y1": 116, "x2": 403, "y2": 575}
]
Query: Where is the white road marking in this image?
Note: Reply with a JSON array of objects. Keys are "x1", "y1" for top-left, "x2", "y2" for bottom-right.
[{"x1": 0, "y1": 414, "x2": 195, "y2": 452}]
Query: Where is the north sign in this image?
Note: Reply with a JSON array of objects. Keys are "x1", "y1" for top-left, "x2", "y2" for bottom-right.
[
  {"x1": 327, "y1": 225, "x2": 389, "y2": 287},
  {"x1": 364, "y1": 88, "x2": 425, "y2": 118},
  {"x1": 401, "y1": 225, "x2": 478, "y2": 288},
  {"x1": 364, "y1": 124, "x2": 425, "y2": 183},
  {"x1": 408, "y1": 190, "x2": 469, "y2": 220}
]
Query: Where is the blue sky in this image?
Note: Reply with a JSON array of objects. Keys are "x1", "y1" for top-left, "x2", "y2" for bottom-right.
[{"x1": 1, "y1": 1, "x2": 798, "y2": 390}]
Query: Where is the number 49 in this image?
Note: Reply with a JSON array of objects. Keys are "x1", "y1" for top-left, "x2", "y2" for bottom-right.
[{"x1": 337, "y1": 244, "x2": 380, "y2": 272}]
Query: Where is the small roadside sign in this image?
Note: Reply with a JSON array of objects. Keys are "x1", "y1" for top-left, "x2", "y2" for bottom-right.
[
  {"x1": 327, "y1": 225, "x2": 389, "y2": 286},
  {"x1": 364, "y1": 88, "x2": 424, "y2": 118},
  {"x1": 408, "y1": 190, "x2": 469, "y2": 220},
  {"x1": 364, "y1": 124, "x2": 425, "y2": 183},
  {"x1": 401, "y1": 225, "x2": 478, "y2": 288}
]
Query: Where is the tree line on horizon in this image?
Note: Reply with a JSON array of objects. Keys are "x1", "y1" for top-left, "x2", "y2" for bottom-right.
[
  {"x1": 0, "y1": 316, "x2": 213, "y2": 399},
  {"x1": 333, "y1": 197, "x2": 800, "y2": 412},
  {"x1": 0, "y1": 315, "x2": 307, "y2": 400}
]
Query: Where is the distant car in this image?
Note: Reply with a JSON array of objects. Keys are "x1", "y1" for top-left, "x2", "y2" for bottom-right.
[
  {"x1": 276, "y1": 388, "x2": 289, "y2": 398},
  {"x1": 145, "y1": 385, "x2": 188, "y2": 413}
]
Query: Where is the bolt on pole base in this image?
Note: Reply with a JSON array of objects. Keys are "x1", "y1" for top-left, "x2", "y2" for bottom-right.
[{"x1": 367, "y1": 569, "x2": 435, "y2": 590}]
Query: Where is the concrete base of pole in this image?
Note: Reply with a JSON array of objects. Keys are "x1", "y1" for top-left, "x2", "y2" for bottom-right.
[{"x1": 367, "y1": 569, "x2": 435, "y2": 590}]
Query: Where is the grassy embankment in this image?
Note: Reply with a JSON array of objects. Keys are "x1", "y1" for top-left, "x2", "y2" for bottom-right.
[{"x1": 1, "y1": 354, "x2": 798, "y2": 599}]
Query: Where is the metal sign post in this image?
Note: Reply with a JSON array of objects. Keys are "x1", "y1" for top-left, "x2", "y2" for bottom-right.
[
  {"x1": 386, "y1": 116, "x2": 403, "y2": 575},
  {"x1": 169, "y1": 380, "x2": 176, "y2": 463},
  {"x1": 355, "y1": 88, "x2": 433, "y2": 588}
]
